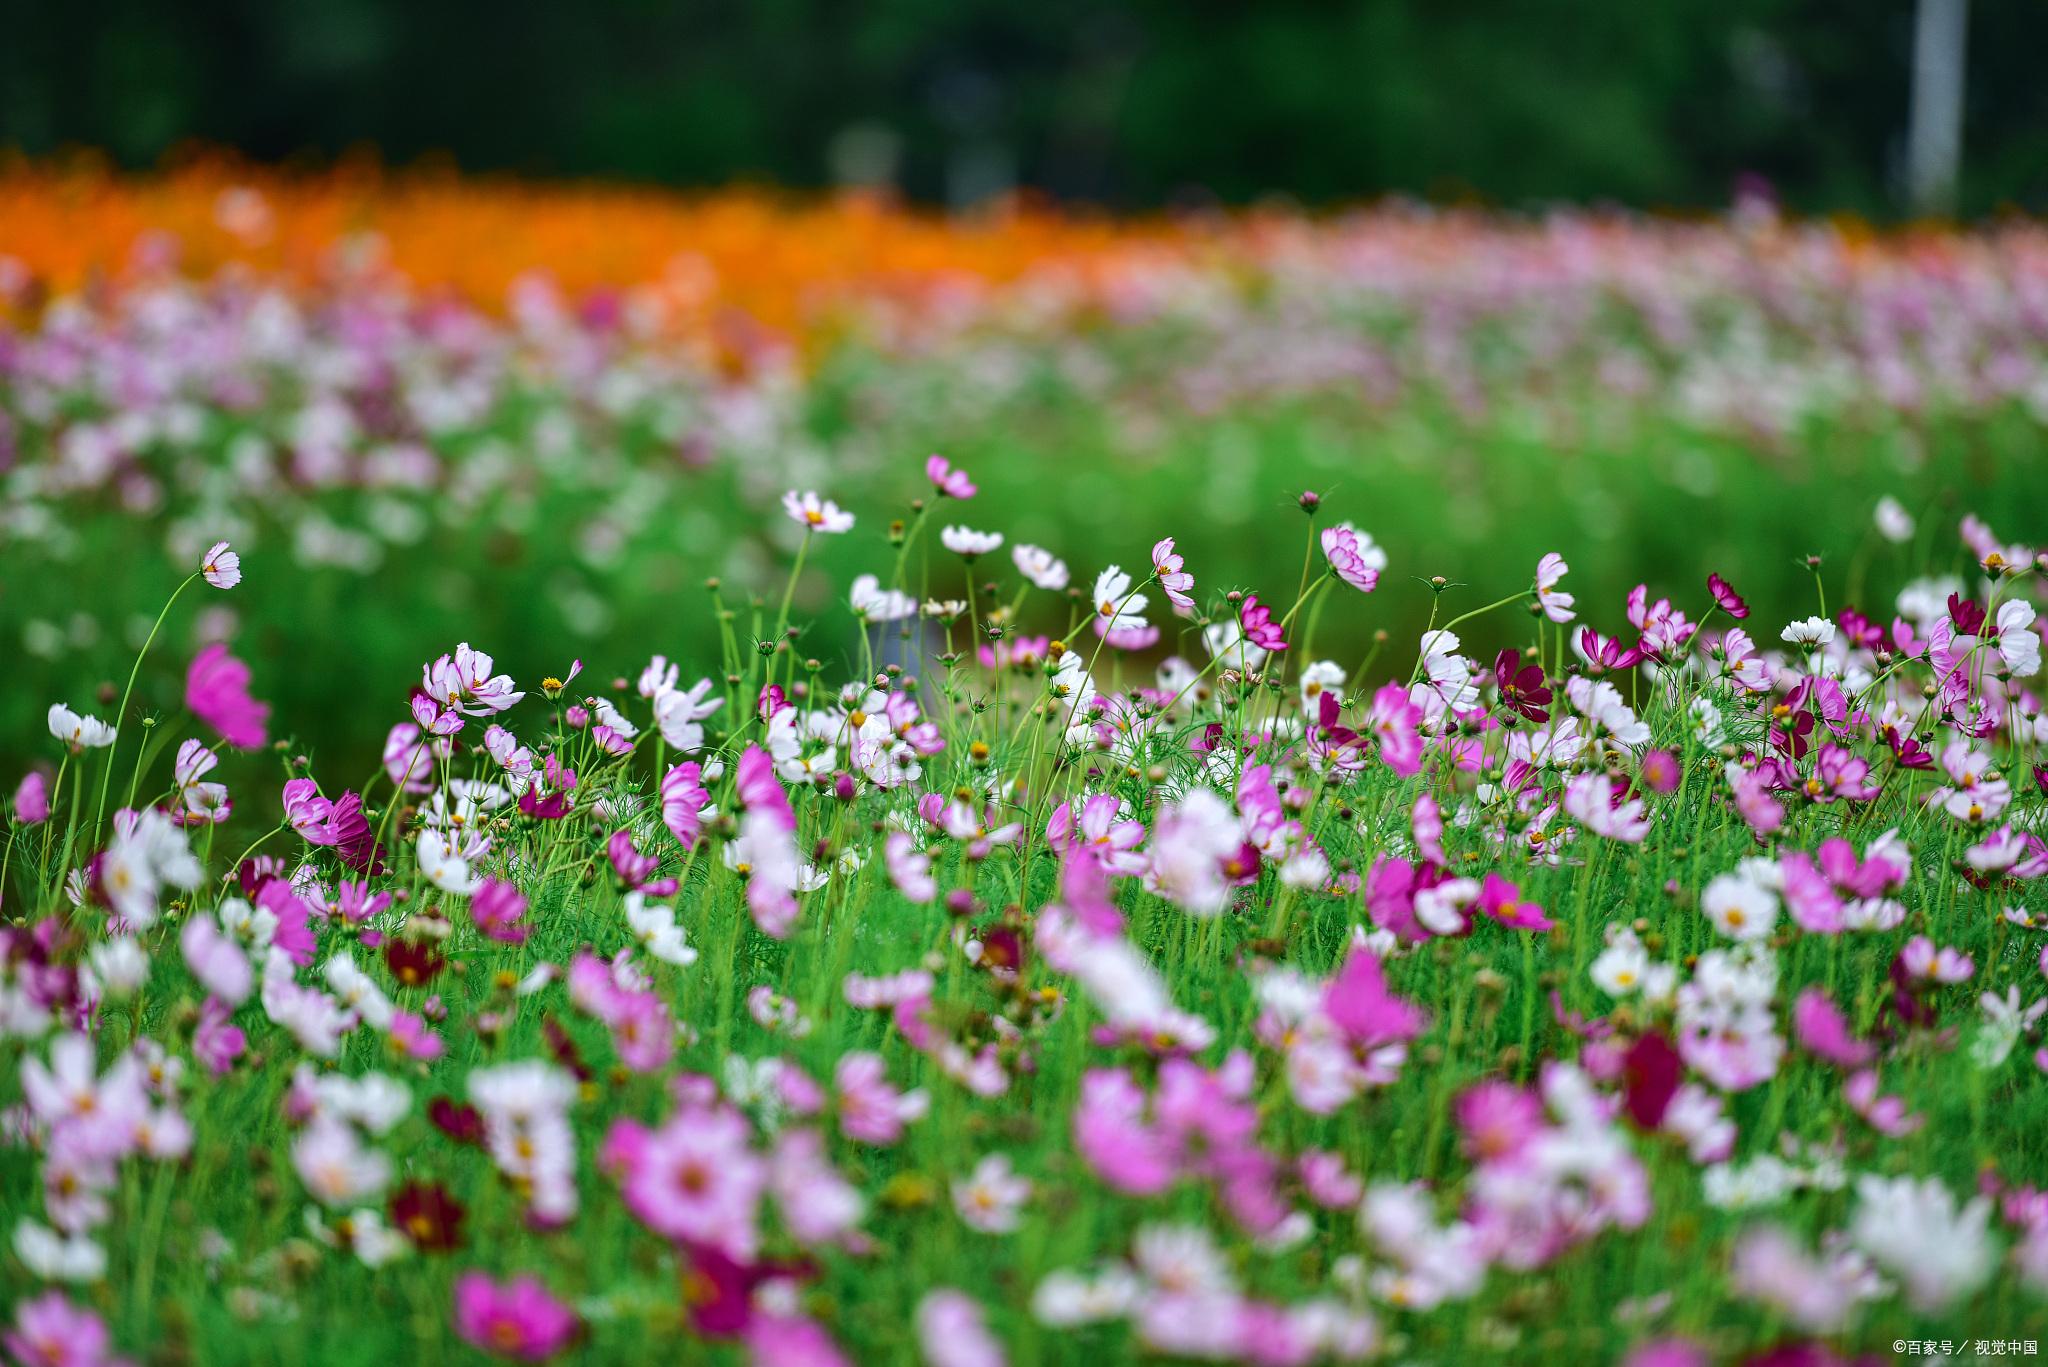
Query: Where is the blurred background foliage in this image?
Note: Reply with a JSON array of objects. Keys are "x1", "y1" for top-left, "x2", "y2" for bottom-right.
[{"x1": 2, "y1": 0, "x2": 2045, "y2": 216}]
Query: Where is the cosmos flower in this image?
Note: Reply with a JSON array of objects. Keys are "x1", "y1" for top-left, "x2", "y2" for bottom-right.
[
  {"x1": 1090, "y1": 566, "x2": 1149, "y2": 633},
  {"x1": 940, "y1": 526, "x2": 1003, "y2": 558},
  {"x1": 926, "y1": 454, "x2": 977, "y2": 499},
  {"x1": 1534, "y1": 553, "x2": 1575, "y2": 622},
  {"x1": 452, "y1": 1272, "x2": 578, "y2": 1360},
  {"x1": 1320, "y1": 524, "x2": 1384, "y2": 594},
  {"x1": 200, "y1": 540, "x2": 242, "y2": 590},
  {"x1": 782, "y1": 490, "x2": 855, "y2": 534},
  {"x1": 1011, "y1": 544, "x2": 1070, "y2": 591},
  {"x1": 47, "y1": 704, "x2": 116, "y2": 752}
]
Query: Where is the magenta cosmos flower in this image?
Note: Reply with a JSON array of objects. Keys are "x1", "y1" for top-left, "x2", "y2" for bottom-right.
[
  {"x1": 185, "y1": 644, "x2": 270, "y2": 749},
  {"x1": 452, "y1": 1271, "x2": 578, "y2": 1360},
  {"x1": 1706, "y1": 571, "x2": 1750, "y2": 619},
  {"x1": 1238, "y1": 594, "x2": 1288, "y2": 653}
]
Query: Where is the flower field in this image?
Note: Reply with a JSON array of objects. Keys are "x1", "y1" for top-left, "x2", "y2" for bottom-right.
[{"x1": 2, "y1": 167, "x2": 2047, "y2": 1365}]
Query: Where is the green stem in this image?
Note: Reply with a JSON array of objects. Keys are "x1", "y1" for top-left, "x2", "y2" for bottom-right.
[{"x1": 95, "y1": 572, "x2": 200, "y2": 841}]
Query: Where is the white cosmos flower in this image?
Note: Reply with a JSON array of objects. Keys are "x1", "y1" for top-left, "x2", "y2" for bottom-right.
[
  {"x1": 1873, "y1": 496, "x2": 1915, "y2": 544},
  {"x1": 1012, "y1": 543, "x2": 1069, "y2": 591},
  {"x1": 952, "y1": 1153, "x2": 1033, "y2": 1233},
  {"x1": 1780, "y1": 616, "x2": 1835, "y2": 646},
  {"x1": 48, "y1": 704, "x2": 117, "y2": 751},
  {"x1": 1202, "y1": 618, "x2": 1266, "y2": 670},
  {"x1": 940, "y1": 526, "x2": 1003, "y2": 558},
  {"x1": 653, "y1": 678, "x2": 722, "y2": 751},
  {"x1": 1849, "y1": 1175, "x2": 1996, "y2": 1312},
  {"x1": 1590, "y1": 938, "x2": 1650, "y2": 996},
  {"x1": 624, "y1": 891, "x2": 698, "y2": 967},
  {"x1": 13, "y1": 1220, "x2": 106, "y2": 1282},
  {"x1": 291, "y1": 1118, "x2": 391, "y2": 1208},
  {"x1": 782, "y1": 489, "x2": 855, "y2": 533},
  {"x1": 1701, "y1": 869, "x2": 1779, "y2": 941},
  {"x1": 323, "y1": 954, "x2": 395, "y2": 1030},
  {"x1": 1090, "y1": 566, "x2": 1149, "y2": 632},
  {"x1": 1995, "y1": 600, "x2": 2040, "y2": 676},
  {"x1": 850, "y1": 574, "x2": 917, "y2": 623},
  {"x1": 417, "y1": 828, "x2": 482, "y2": 895},
  {"x1": 1299, "y1": 659, "x2": 1347, "y2": 706},
  {"x1": 86, "y1": 938, "x2": 149, "y2": 997}
]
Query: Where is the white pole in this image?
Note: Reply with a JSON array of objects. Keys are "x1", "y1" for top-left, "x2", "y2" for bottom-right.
[{"x1": 1906, "y1": 0, "x2": 1968, "y2": 215}]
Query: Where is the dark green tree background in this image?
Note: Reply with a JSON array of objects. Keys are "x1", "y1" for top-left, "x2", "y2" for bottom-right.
[{"x1": 2, "y1": 0, "x2": 2044, "y2": 214}]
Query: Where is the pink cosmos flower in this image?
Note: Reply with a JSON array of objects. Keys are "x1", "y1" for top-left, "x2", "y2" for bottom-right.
[
  {"x1": 1320, "y1": 523, "x2": 1383, "y2": 593},
  {"x1": 883, "y1": 831, "x2": 936, "y2": 903},
  {"x1": 282, "y1": 778, "x2": 336, "y2": 842},
  {"x1": 200, "y1": 539, "x2": 241, "y2": 590},
  {"x1": 1475, "y1": 872, "x2": 1553, "y2": 931},
  {"x1": 471, "y1": 879, "x2": 530, "y2": 944},
  {"x1": 3, "y1": 1292, "x2": 136, "y2": 1367},
  {"x1": 1899, "y1": 935, "x2": 1973, "y2": 983},
  {"x1": 615, "y1": 1104, "x2": 765, "y2": 1256},
  {"x1": 1563, "y1": 772, "x2": 1650, "y2": 842},
  {"x1": 1793, "y1": 988, "x2": 1875, "y2": 1068},
  {"x1": 606, "y1": 828, "x2": 678, "y2": 897},
  {"x1": 1845, "y1": 1069, "x2": 1923, "y2": 1136},
  {"x1": 1929, "y1": 740, "x2": 2010, "y2": 824},
  {"x1": 736, "y1": 744, "x2": 795, "y2": 829},
  {"x1": 1807, "y1": 745, "x2": 1881, "y2": 804},
  {"x1": 1726, "y1": 761, "x2": 1785, "y2": 836},
  {"x1": 1639, "y1": 749, "x2": 1680, "y2": 794},
  {"x1": 331, "y1": 878, "x2": 392, "y2": 925},
  {"x1": 423, "y1": 643, "x2": 524, "y2": 717},
  {"x1": 13, "y1": 770, "x2": 49, "y2": 825},
  {"x1": 1623, "y1": 1340, "x2": 1709, "y2": 1367},
  {"x1": 1411, "y1": 793, "x2": 1447, "y2": 864},
  {"x1": 835, "y1": 1052, "x2": 928, "y2": 1145},
  {"x1": 383, "y1": 721, "x2": 438, "y2": 794},
  {"x1": 743, "y1": 1315, "x2": 852, "y2": 1367},
  {"x1": 255, "y1": 877, "x2": 318, "y2": 966},
  {"x1": 1966, "y1": 825, "x2": 2048, "y2": 879},
  {"x1": 1324, "y1": 945, "x2": 1428, "y2": 1049},
  {"x1": 194, "y1": 996, "x2": 246, "y2": 1075},
  {"x1": 180, "y1": 913, "x2": 252, "y2": 1006},
  {"x1": 1299, "y1": 1149, "x2": 1366, "y2": 1208},
  {"x1": 185, "y1": 643, "x2": 270, "y2": 748},
  {"x1": 926, "y1": 454, "x2": 976, "y2": 499},
  {"x1": 388, "y1": 1010, "x2": 445, "y2": 1062},
  {"x1": 452, "y1": 1271, "x2": 578, "y2": 1360},
  {"x1": 661, "y1": 761, "x2": 709, "y2": 850},
  {"x1": 1626, "y1": 584, "x2": 1697, "y2": 661},
  {"x1": 916, "y1": 1290, "x2": 1005, "y2": 1367},
  {"x1": 1046, "y1": 793, "x2": 1146, "y2": 870},
  {"x1": 1072, "y1": 1069, "x2": 1179, "y2": 1195},
  {"x1": 1151, "y1": 537, "x2": 1196, "y2": 616},
  {"x1": 1365, "y1": 683, "x2": 1423, "y2": 776},
  {"x1": 1457, "y1": 1080, "x2": 1544, "y2": 1163}
]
